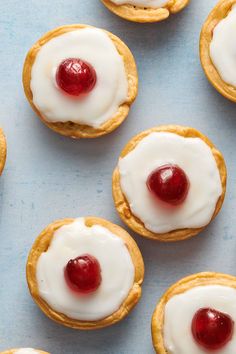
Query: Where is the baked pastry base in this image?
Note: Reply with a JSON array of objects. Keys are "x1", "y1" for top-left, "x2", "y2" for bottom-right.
[
  {"x1": 112, "y1": 125, "x2": 227, "y2": 242},
  {"x1": 0, "y1": 128, "x2": 6, "y2": 175},
  {"x1": 26, "y1": 217, "x2": 144, "y2": 330},
  {"x1": 200, "y1": 0, "x2": 236, "y2": 102},
  {"x1": 101, "y1": 0, "x2": 189, "y2": 23},
  {"x1": 23, "y1": 24, "x2": 138, "y2": 138},
  {"x1": 151, "y1": 272, "x2": 236, "y2": 354}
]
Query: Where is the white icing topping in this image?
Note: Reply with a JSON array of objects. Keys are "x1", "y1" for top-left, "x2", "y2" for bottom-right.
[
  {"x1": 164, "y1": 285, "x2": 236, "y2": 354},
  {"x1": 118, "y1": 132, "x2": 222, "y2": 233},
  {"x1": 36, "y1": 218, "x2": 135, "y2": 321},
  {"x1": 15, "y1": 350, "x2": 39, "y2": 354},
  {"x1": 110, "y1": 0, "x2": 169, "y2": 8},
  {"x1": 210, "y1": 5, "x2": 236, "y2": 87},
  {"x1": 30, "y1": 28, "x2": 128, "y2": 128}
]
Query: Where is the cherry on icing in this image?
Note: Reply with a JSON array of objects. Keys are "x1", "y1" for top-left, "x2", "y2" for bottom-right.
[
  {"x1": 146, "y1": 164, "x2": 189, "y2": 206},
  {"x1": 191, "y1": 308, "x2": 234, "y2": 351},
  {"x1": 64, "y1": 254, "x2": 102, "y2": 294},
  {"x1": 56, "y1": 58, "x2": 97, "y2": 97}
]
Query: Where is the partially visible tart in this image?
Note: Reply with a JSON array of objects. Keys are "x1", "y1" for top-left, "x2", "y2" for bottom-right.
[
  {"x1": 0, "y1": 349, "x2": 49, "y2": 354},
  {"x1": 112, "y1": 125, "x2": 226, "y2": 242},
  {"x1": 0, "y1": 128, "x2": 6, "y2": 175},
  {"x1": 23, "y1": 24, "x2": 138, "y2": 138},
  {"x1": 101, "y1": 0, "x2": 190, "y2": 23},
  {"x1": 26, "y1": 217, "x2": 144, "y2": 329},
  {"x1": 200, "y1": 0, "x2": 236, "y2": 102},
  {"x1": 152, "y1": 272, "x2": 236, "y2": 354}
]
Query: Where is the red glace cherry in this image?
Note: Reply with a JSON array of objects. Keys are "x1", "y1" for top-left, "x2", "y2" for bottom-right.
[
  {"x1": 191, "y1": 308, "x2": 234, "y2": 350},
  {"x1": 64, "y1": 254, "x2": 102, "y2": 294},
  {"x1": 146, "y1": 164, "x2": 189, "y2": 206},
  {"x1": 56, "y1": 58, "x2": 97, "y2": 97}
]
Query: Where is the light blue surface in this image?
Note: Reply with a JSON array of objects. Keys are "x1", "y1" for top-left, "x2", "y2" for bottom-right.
[{"x1": 0, "y1": 0, "x2": 235, "y2": 353}]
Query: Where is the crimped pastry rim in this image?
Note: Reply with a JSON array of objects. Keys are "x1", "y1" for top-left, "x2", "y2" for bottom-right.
[
  {"x1": 26, "y1": 217, "x2": 145, "y2": 330},
  {"x1": 200, "y1": 0, "x2": 236, "y2": 102},
  {"x1": 112, "y1": 125, "x2": 227, "y2": 242},
  {"x1": 101, "y1": 0, "x2": 190, "y2": 23},
  {"x1": 0, "y1": 128, "x2": 7, "y2": 175},
  {"x1": 22, "y1": 24, "x2": 138, "y2": 138},
  {"x1": 151, "y1": 272, "x2": 236, "y2": 354},
  {"x1": 0, "y1": 350, "x2": 49, "y2": 354}
]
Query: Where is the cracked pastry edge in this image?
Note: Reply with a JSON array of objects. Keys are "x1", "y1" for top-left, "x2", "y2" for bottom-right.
[
  {"x1": 112, "y1": 125, "x2": 227, "y2": 242},
  {"x1": 200, "y1": 0, "x2": 236, "y2": 102},
  {"x1": 26, "y1": 217, "x2": 145, "y2": 330},
  {"x1": 101, "y1": 0, "x2": 190, "y2": 23},
  {"x1": 151, "y1": 272, "x2": 236, "y2": 354},
  {"x1": 22, "y1": 24, "x2": 138, "y2": 139},
  {"x1": 0, "y1": 128, "x2": 6, "y2": 175}
]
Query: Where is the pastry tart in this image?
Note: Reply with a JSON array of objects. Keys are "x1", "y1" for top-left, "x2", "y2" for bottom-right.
[
  {"x1": 112, "y1": 125, "x2": 226, "y2": 242},
  {"x1": 200, "y1": 0, "x2": 236, "y2": 102},
  {"x1": 23, "y1": 24, "x2": 138, "y2": 138},
  {"x1": 152, "y1": 272, "x2": 236, "y2": 353},
  {"x1": 101, "y1": 0, "x2": 190, "y2": 23},
  {"x1": 0, "y1": 350, "x2": 49, "y2": 354},
  {"x1": 26, "y1": 217, "x2": 144, "y2": 329},
  {"x1": 0, "y1": 128, "x2": 6, "y2": 175}
]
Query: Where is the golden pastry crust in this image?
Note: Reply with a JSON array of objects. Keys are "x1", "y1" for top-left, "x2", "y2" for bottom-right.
[
  {"x1": 112, "y1": 125, "x2": 227, "y2": 242},
  {"x1": 23, "y1": 24, "x2": 138, "y2": 138},
  {"x1": 101, "y1": 0, "x2": 189, "y2": 23},
  {"x1": 0, "y1": 350, "x2": 49, "y2": 354},
  {"x1": 200, "y1": 0, "x2": 236, "y2": 102},
  {"x1": 26, "y1": 217, "x2": 144, "y2": 330},
  {"x1": 152, "y1": 272, "x2": 236, "y2": 354},
  {"x1": 0, "y1": 128, "x2": 6, "y2": 175}
]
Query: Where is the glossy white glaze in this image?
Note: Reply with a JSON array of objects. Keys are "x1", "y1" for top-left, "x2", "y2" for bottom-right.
[
  {"x1": 15, "y1": 350, "x2": 39, "y2": 354},
  {"x1": 210, "y1": 5, "x2": 236, "y2": 87},
  {"x1": 30, "y1": 28, "x2": 128, "y2": 128},
  {"x1": 118, "y1": 132, "x2": 222, "y2": 233},
  {"x1": 164, "y1": 285, "x2": 236, "y2": 354},
  {"x1": 36, "y1": 218, "x2": 135, "y2": 321},
  {"x1": 110, "y1": 0, "x2": 169, "y2": 7}
]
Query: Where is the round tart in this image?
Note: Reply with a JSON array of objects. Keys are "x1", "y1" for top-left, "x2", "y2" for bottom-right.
[
  {"x1": 152, "y1": 272, "x2": 236, "y2": 354},
  {"x1": 112, "y1": 125, "x2": 226, "y2": 242},
  {"x1": 0, "y1": 350, "x2": 49, "y2": 354},
  {"x1": 200, "y1": 0, "x2": 236, "y2": 102},
  {"x1": 0, "y1": 128, "x2": 6, "y2": 175},
  {"x1": 26, "y1": 217, "x2": 144, "y2": 329},
  {"x1": 101, "y1": 0, "x2": 190, "y2": 23},
  {"x1": 23, "y1": 24, "x2": 138, "y2": 138}
]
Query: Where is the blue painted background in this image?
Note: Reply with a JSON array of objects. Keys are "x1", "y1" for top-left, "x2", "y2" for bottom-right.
[{"x1": 1, "y1": 0, "x2": 235, "y2": 353}]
